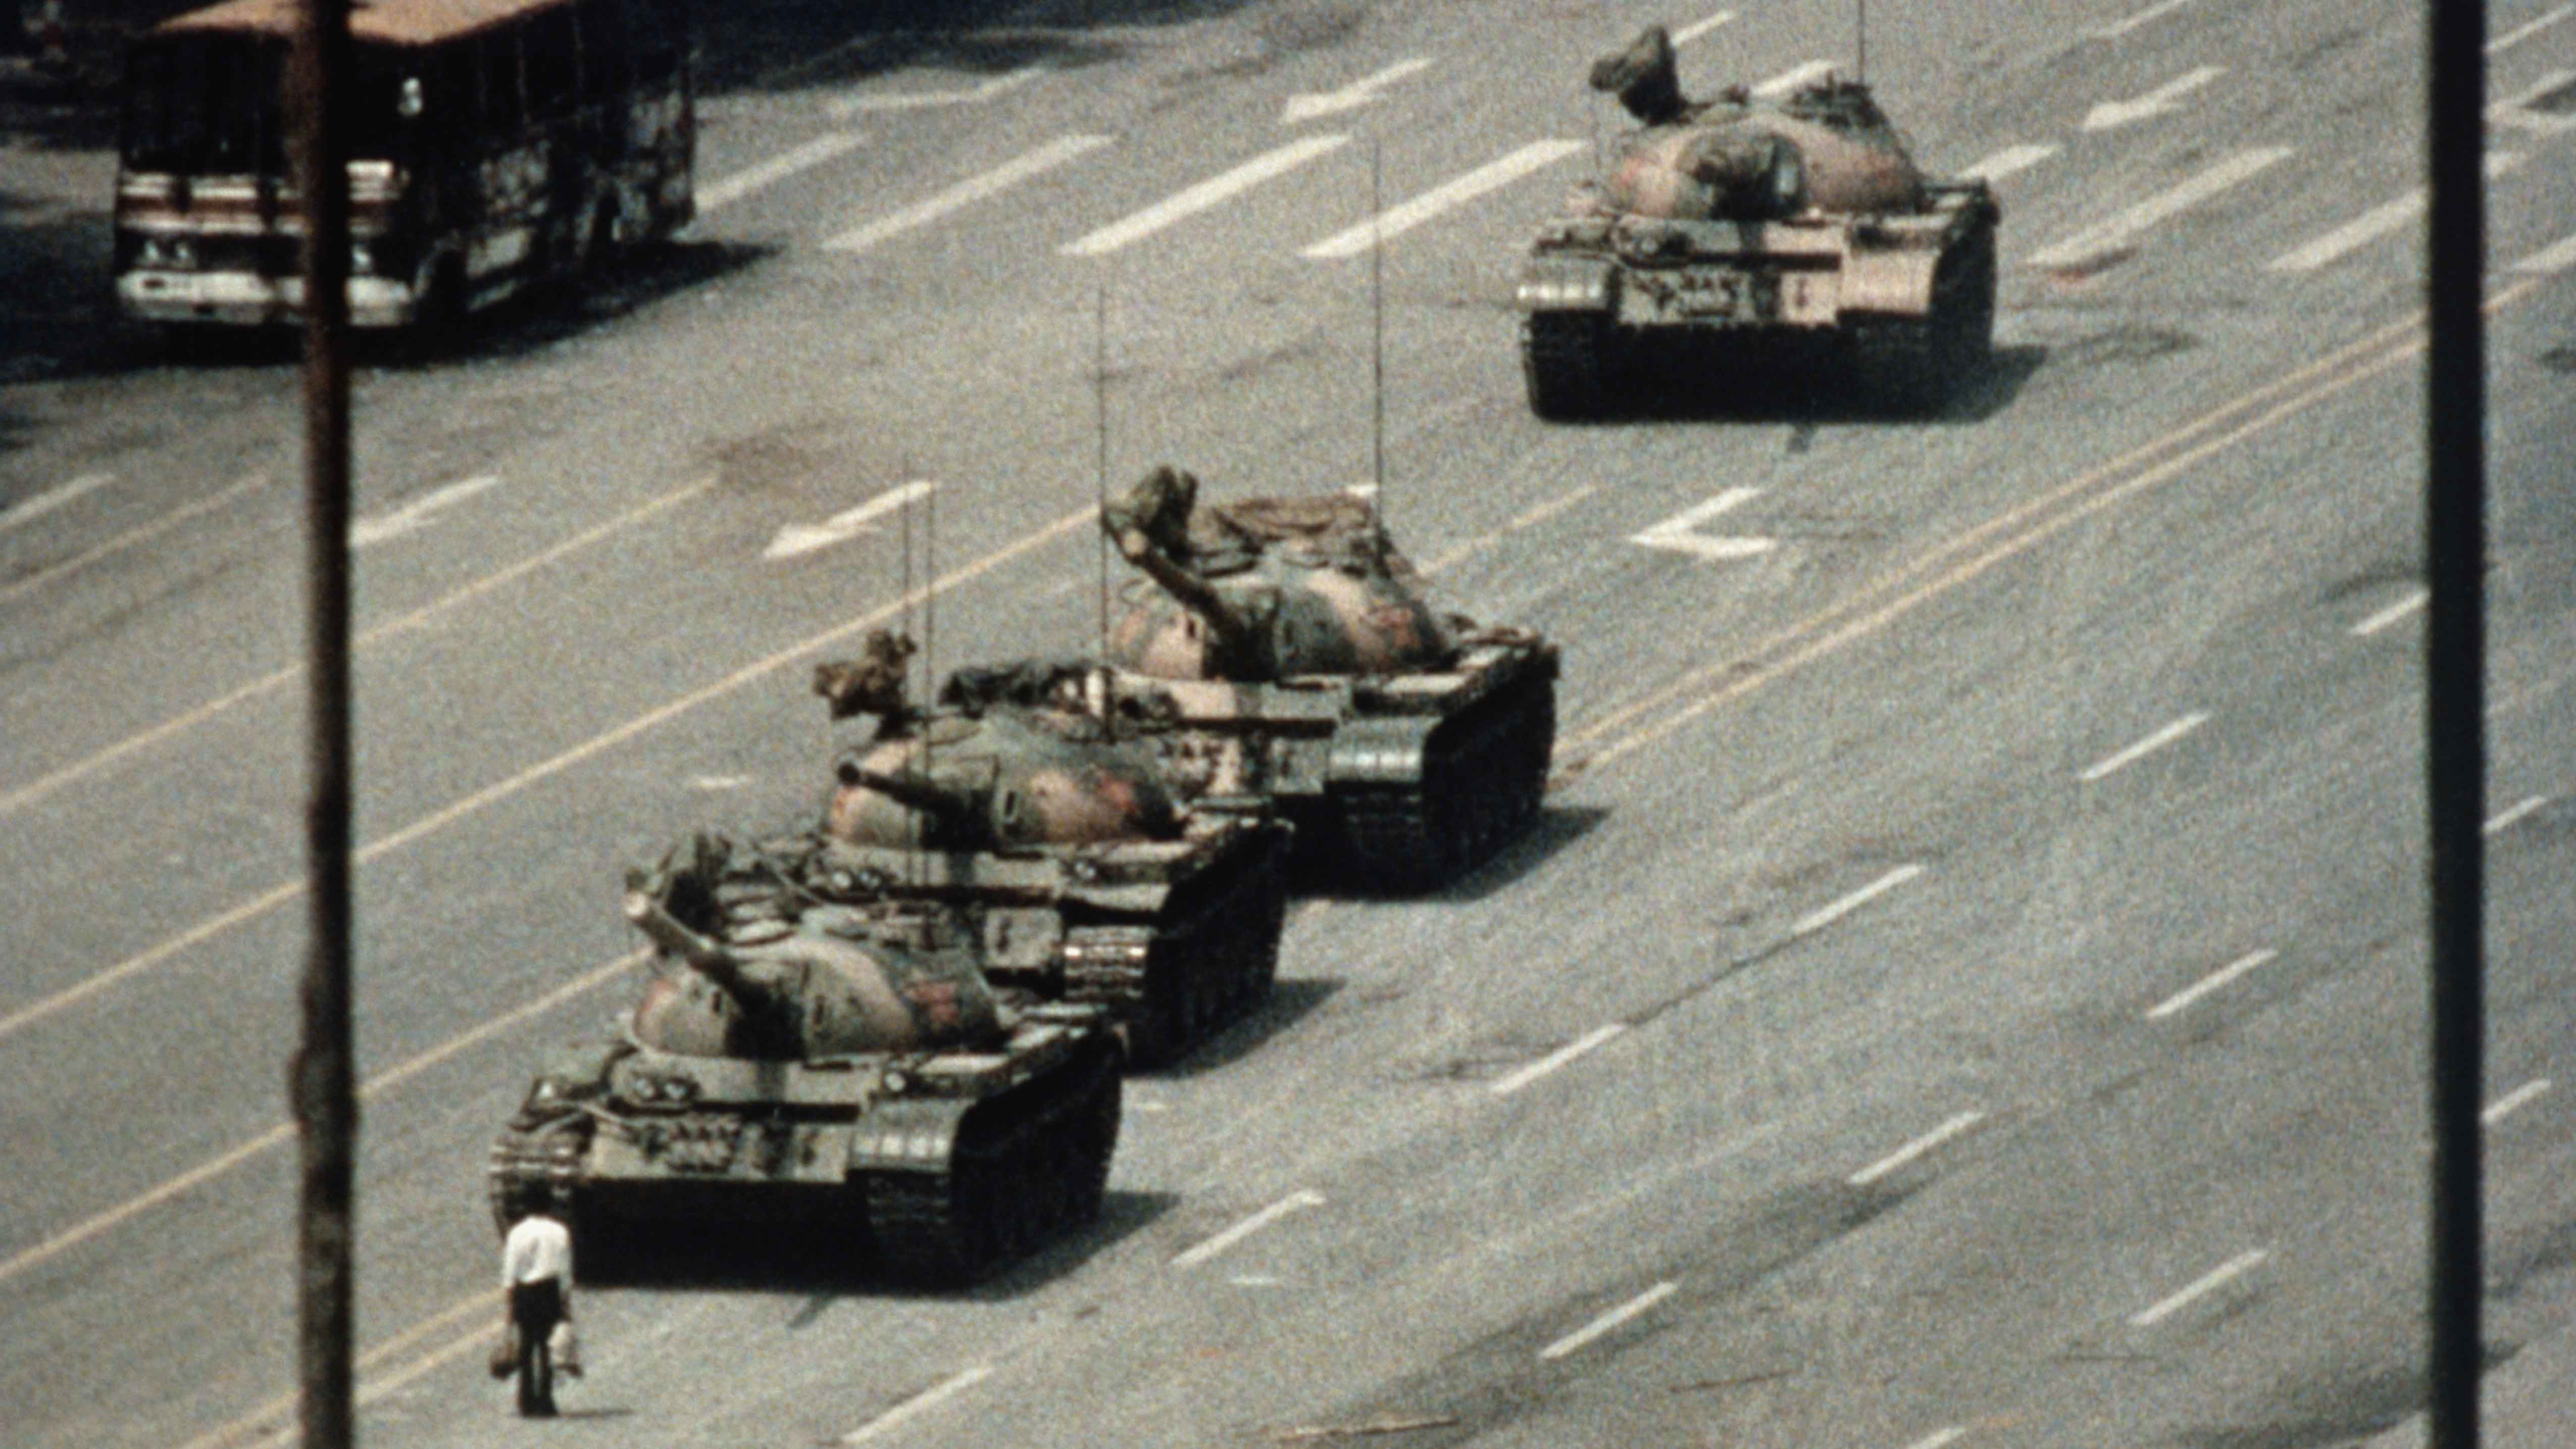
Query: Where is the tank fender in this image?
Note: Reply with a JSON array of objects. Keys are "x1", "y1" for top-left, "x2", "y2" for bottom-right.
[
  {"x1": 1518, "y1": 254, "x2": 1620, "y2": 314},
  {"x1": 846, "y1": 1095, "x2": 976, "y2": 1175},
  {"x1": 1839, "y1": 245, "x2": 1939, "y2": 318},
  {"x1": 1326, "y1": 716, "x2": 1438, "y2": 787}
]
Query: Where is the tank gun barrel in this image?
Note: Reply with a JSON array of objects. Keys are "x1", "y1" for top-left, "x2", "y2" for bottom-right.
[
  {"x1": 623, "y1": 891, "x2": 757, "y2": 1001},
  {"x1": 839, "y1": 760, "x2": 974, "y2": 822}
]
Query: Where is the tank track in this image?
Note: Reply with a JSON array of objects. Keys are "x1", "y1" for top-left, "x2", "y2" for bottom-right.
[
  {"x1": 858, "y1": 1035, "x2": 1122, "y2": 1285},
  {"x1": 1849, "y1": 229, "x2": 1997, "y2": 411},
  {"x1": 1334, "y1": 670, "x2": 1557, "y2": 891},
  {"x1": 1521, "y1": 311, "x2": 1615, "y2": 421},
  {"x1": 1060, "y1": 834, "x2": 1290, "y2": 1068}
]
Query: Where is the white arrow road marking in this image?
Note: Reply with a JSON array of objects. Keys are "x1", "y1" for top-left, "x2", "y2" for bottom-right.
[
  {"x1": 841, "y1": 1366, "x2": 995, "y2": 1444},
  {"x1": 2130, "y1": 1249, "x2": 2268, "y2": 1327},
  {"x1": 350, "y1": 475, "x2": 500, "y2": 549},
  {"x1": 2082, "y1": 65, "x2": 2225, "y2": 130},
  {"x1": 2513, "y1": 228, "x2": 2576, "y2": 273},
  {"x1": 827, "y1": 135, "x2": 1113, "y2": 254},
  {"x1": 1280, "y1": 58, "x2": 1433, "y2": 125},
  {"x1": 764, "y1": 479, "x2": 936, "y2": 561},
  {"x1": 1674, "y1": 10, "x2": 1739, "y2": 45},
  {"x1": 1173, "y1": 1190, "x2": 1326, "y2": 1267},
  {"x1": 2094, "y1": 0, "x2": 2196, "y2": 39},
  {"x1": 828, "y1": 65, "x2": 1042, "y2": 117},
  {"x1": 2491, "y1": 4, "x2": 2576, "y2": 55},
  {"x1": 696, "y1": 132, "x2": 869, "y2": 214},
  {"x1": 2490, "y1": 69, "x2": 2576, "y2": 135},
  {"x1": 1540, "y1": 1282, "x2": 1678, "y2": 1360},
  {"x1": 1961, "y1": 143, "x2": 2060, "y2": 183},
  {"x1": 1302, "y1": 140, "x2": 1583, "y2": 258},
  {"x1": 2266, "y1": 151, "x2": 2527, "y2": 272},
  {"x1": 1752, "y1": 60, "x2": 1837, "y2": 97},
  {"x1": 2027, "y1": 147, "x2": 2292, "y2": 270},
  {"x1": 1062, "y1": 135, "x2": 1350, "y2": 256},
  {"x1": 1630, "y1": 488, "x2": 1778, "y2": 561},
  {"x1": 1, "y1": 471, "x2": 115, "y2": 534}
]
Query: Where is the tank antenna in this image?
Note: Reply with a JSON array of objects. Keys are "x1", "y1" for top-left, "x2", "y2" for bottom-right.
[
  {"x1": 1094, "y1": 271, "x2": 1111, "y2": 657},
  {"x1": 923, "y1": 471, "x2": 938, "y2": 886},
  {"x1": 1370, "y1": 134, "x2": 1387, "y2": 520},
  {"x1": 1855, "y1": 0, "x2": 1867, "y2": 84},
  {"x1": 898, "y1": 473, "x2": 919, "y2": 887}
]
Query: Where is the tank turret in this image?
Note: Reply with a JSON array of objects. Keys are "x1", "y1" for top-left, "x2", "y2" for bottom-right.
[{"x1": 821, "y1": 691, "x2": 1184, "y2": 851}]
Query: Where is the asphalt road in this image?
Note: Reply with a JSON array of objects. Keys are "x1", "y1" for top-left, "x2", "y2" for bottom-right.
[{"x1": 2, "y1": 1, "x2": 2572, "y2": 1446}]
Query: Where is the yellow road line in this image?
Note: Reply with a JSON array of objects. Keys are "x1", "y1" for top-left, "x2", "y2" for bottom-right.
[{"x1": 178, "y1": 1292, "x2": 495, "y2": 1449}]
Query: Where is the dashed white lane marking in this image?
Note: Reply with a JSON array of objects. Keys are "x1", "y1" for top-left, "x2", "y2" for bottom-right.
[
  {"x1": 1674, "y1": 9, "x2": 1740, "y2": 45},
  {"x1": 1961, "y1": 143, "x2": 2060, "y2": 183},
  {"x1": 2130, "y1": 1248, "x2": 2268, "y2": 1327},
  {"x1": 1790, "y1": 864, "x2": 1925, "y2": 938},
  {"x1": 2081, "y1": 65, "x2": 2225, "y2": 131},
  {"x1": 827, "y1": 134, "x2": 1113, "y2": 254},
  {"x1": 0, "y1": 471, "x2": 115, "y2": 534},
  {"x1": 2350, "y1": 587, "x2": 2430, "y2": 635},
  {"x1": 2266, "y1": 152, "x2": 2528, "y2": 272},
  {"x1": 1753, "y1": 60, "x2": 1837, "y2": 97},
  {"x1": 2094, "y1": 0, "x2": 2196, "y2": 40},
  {"x1": 1539, "y1": 1282, "x2": 1679, "y2": 1360},
  {"x1": 1280, "y1": 58, "x2": 1435, "y2": 125},
  {"x1": 2512, "y1": 228, "x2": 2576, "y2": 273},
  {"x1": 349, "y1": 474, "x2": 500, "y2": 549},
  {"x1": 2490, "y1": 69, "x2": 2576, "y2": 136},
  {"x1": 829, "y1": 65, "x2": 1042, "y2": 117},
  {"x1": 697, "y1": 131, "x2": 870, "y2": 213},
  {"x1": 2145, "y1": 948, "x2": 2277, "y2": 1020},
  {"x1": 1490, "y1": 1023, "x2": 1628, "y2": 1097},
  {"x1": 688, "y1": 775, "x2": 750, "y2": 790},
  {"x1": 1172, "y1": 1190, "x2": 1327, "y2": 1267},
  {"x1": 2027, "y1": 148, "x2": 2293, "y2": 270},
  {"x1": 2077, "y1": 711, "x2": 2210, "y2": 782},
  {"x1": 1301, "y1": 140, "x2": 1584, "y2": 258},
  {"x1": 1849, "y1": 1111, "x2": 1986, "y2": 1186},
  {"x1": 841, "y1": 1365, "x2": 995, "y2": 1444},
  {"x1": 2484, "y1": 794, "x2": 2549, "y2": 835},
  {"x1": 1063, "y1": 135, "x2": 1351, "y2": 256},
  {"x1": 2491, "y1": 4, "x2": 2576, "y2": 54},
  {"x1": 1630, "y1": 487, "x2": 1778, "y2": 561},
  {"x1": 1902, "y1": 1430, "x2": 1969, "y2": 1449},
  {"x1": 764, "y1": 479, "x2": 937, "y2": 561},
  {"x1": 2485, "y1": 1078, "x2": 2553, "y2": 1126},
  {"x1": 1231, "y1": 1274, "x2": 1285, "y2": 1287}
]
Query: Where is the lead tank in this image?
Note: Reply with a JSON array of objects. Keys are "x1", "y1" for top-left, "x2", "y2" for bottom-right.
[
  {"x1": 1097, "y1": 467, "x2": 1558, "y2": 890},
  {"x1": 487, "y1": 836, "x2": 1123, "y2": 1285},
  {"x1": 1517, "y1": 24, "x2": 1999, "y2": 417},
  {"x1": 812, "y1": 637, "x2": 1292, "y2": 1067}
]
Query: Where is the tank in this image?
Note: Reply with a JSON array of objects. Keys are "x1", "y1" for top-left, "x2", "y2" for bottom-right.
[
  {"x1": 1095, "y1": 466, "x2": 1559, "y2": 890},
  {"x1": 1516, "y1": 24, "x2": 1999, "y2": 417},
  {"x1": 487, "y1": 836, "x2": 1123, "y2": 1285},
  {"x1": 812, "y1": 639, "x2": 1293, "y2": 1067}
]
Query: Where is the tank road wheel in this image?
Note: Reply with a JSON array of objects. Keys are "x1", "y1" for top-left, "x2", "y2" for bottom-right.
[{"x1": 1521, "y1": 311, "x2": 1614, "y2": 421}]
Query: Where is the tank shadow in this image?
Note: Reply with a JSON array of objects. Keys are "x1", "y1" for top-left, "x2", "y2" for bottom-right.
[
  {"x1": 1297, "y1": 803, "x2": 1608, "y2": 904},
  {"x1": 1144, "y1": 975, "x2": 1341, "y2": 1078},
  {"x1": 1578, "y1": 338, "x2": 2045, "y2": 426}
]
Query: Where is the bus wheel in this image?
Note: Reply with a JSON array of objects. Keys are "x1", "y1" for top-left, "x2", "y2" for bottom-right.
[
  {"x1": 582, "y1": 199, "x2": 620, "y2": 275},
  {"x1": 408, "y1": 256, "x2": 468, "y2": 357}
]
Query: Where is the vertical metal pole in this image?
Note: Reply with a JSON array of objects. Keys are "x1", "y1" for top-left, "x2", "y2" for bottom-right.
[
  {"x1": 288, "y1": 0, "x2": 356, "y2": 1444},
  {"x1": 1095, "y1": 276, "x2": 1110, "y2": 653},
  {"x1": 1855, "y1": 0, "x2": 1866, "y2": 83},
  {"x1": 1370, "y1": 136, "x2": 1386, "y2": 517},
  {"x1": 2425, "y1": 3, "x2": 2486, "y2": 1447}
]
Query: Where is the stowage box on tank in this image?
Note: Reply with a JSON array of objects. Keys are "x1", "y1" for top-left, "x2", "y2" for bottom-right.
[
  {"x1": 487, "y1": 844, "x2": 1122, "y2": 1285},
  {"x1": 811, "y1": 647, "x2": 1293, "y2": 1067},
  {"x1": 1517, "y1": 23, "x2": 1999, "y2": 417},
  {"x1": 1096, "y1": 467, "x2": 1559, "y2": 891}
]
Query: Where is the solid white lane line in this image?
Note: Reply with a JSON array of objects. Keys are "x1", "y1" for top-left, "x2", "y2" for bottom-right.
[
  {"x1": 829, "y1": 65, "x2": 1042, "y2": 117},
  {"x1": 0, "y1": 471, "x2": 114, "y2": 533},
  {"x1": 1062, "y1": 135, "x2": 1350, "y2": 256},
  {"x1": 697, "y1": 131, "x2": 869, "y2": 213},
  {"x1": 2512, "y1": 229, "x2": 2576, "y2": 273},
  {"x1": 2485, "y1": 1078, "x2": 2553, "y2": 1126},
  {"x1": 1172, "y1": 1190, "x2": 1326, "y2": 1267},
  {"x1": 2130, "y1": 1248, "x2": 2268, "y2": 1327},
  {"x1": 2350, "y1": 587, "x2": 2430, "y2": 635},
  {"x1": 2484, "y1": 795, "x2": 2549, "y2": 835},
  {"x1": 2489, "y1": 69, "x2": 2576, "y2": 134},
  {"x1": 2266, "y1": 152, "x2": 2528, "y2": 272},
  {"x1": 1674, "y1": 10, "x2": 1739, "y2": 45},
  {"x1": 1848, "y1": 1111, "x2": 1986, "y2": 1186},
  {"x1": 0, "y1": 471, "x2": 267, "y2": 609},
  {"x1": 1961, "y1": 143, "x2": 2059, "y2": 183},
  {"x1": 349, "y1": 474, "x2": 500, "y2": 548},
  {"x1": 1752, "y1": 60, "x2": 1837, "y2": 97},
  {"x1": 2027, "y1": 148, "x2": 2293, "y2": 270},
  {"x1": 2095, "y1": 0, "x2": 2195, "y2": 40},
  {"x1": 1790, "y1": 864, "x2": 1924, "y2": 938},
  {"x1": 1540, "y1": 1282, "x2": 1678, "y2": 1360},
  {"x1": 2081, "y1": 65, "x2": 2225, "y2": 131},
  {"x1": 1490, "y1": 1024, "x2": 1628, "y2": 1097},
  {"x1": 2145, "y1": 948, "x2": 2278, "y2": 1020},
  {"x1": 841, "y1": 1366, "x2": 995, "y2": 1444},
  {"x1": 827, "y1": 135, "x2": 1113, "y2": 254},
  {"x1": 2491, "y1": 4, "x2": 2576, "y2": 54},
  {"x1": 1902, "y1": 1430, "x2": 1969, "y2": 1449},
  {"x1": 765, "y1": 479, "x2": 938, "y2": 560},
  {"x1": 1301, "y1": 140, "x2": 1584, "y2": 258},
  {"x1": 2078, "y1": 711, "x2": 2210, "y2": 782}
]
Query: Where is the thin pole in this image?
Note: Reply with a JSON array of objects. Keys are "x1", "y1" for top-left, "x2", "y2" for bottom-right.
[
  {"x1": 1855, "y1": 0, "x2": 1866, "y2": 84},
  {"x1": 1095, "y1": 275, "x2": 1110, "y2": 652},
  {"x1": 288, "y1": 0, "x2": 357, "y2": 1444},
  {"x1": 1370, "y1": 135, "x2": 1386, "y2": 517},
  {"x1": 2424, "y1": 2, "x2": 2486, "y2": 1447}
]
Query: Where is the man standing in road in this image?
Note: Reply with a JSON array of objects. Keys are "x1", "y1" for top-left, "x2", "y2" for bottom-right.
[{"x1": 498, "y1": 1185, "x2": 577, "y2": 1416}]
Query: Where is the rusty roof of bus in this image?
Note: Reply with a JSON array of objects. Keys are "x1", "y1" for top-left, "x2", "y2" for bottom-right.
[{"x1": 155, "y1": 0, "x2": 574, "y2": 45}]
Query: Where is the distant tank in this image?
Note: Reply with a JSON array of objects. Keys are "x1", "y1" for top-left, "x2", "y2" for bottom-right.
[
  {"x1": 1096, "y1": 466, "x2": 1558, "y2": 890},
  {"x1": 487, "y1": 835, "x2": 1122, "y2": 1285},
  {"x1": 812, "y1": 637, "x2": 1292, "y2": 1067},
  {"x1": 1516, "y1": 24, "x2": 1999, "y2": 417}
]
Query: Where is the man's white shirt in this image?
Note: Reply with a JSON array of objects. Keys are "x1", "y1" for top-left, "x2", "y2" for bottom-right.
[{"x1": 502, "y1": 1215, "x2": 573, "y2": 1288}]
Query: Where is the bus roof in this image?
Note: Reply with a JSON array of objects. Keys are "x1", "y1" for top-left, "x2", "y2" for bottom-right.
[{"x1": 154, "y1": 0, "x2": 576, "y2": 46}]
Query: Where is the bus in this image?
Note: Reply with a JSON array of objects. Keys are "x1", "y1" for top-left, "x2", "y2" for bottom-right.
[{"x1": 114, "y1": 0, "x2": 694, "y2": 331}]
